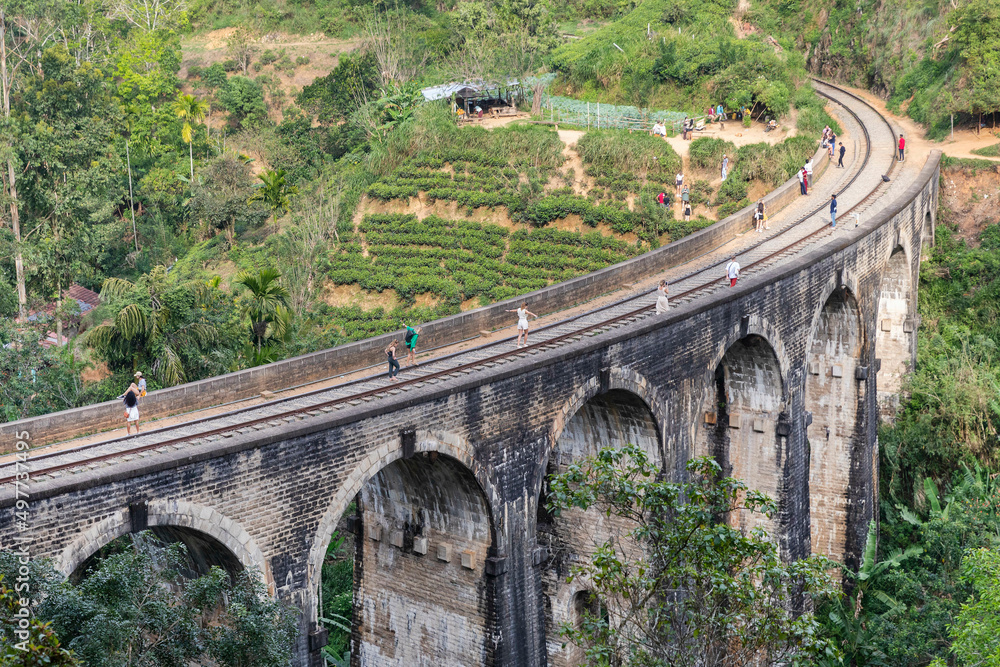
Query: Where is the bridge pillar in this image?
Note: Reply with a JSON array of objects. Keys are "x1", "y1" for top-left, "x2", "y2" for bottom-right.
[
  {"x1": 804, "y1": 288, "x2": 864, "y2": 563},
  {"x1": 875, "y1": 245, "x2": 916, "y2": 419}
]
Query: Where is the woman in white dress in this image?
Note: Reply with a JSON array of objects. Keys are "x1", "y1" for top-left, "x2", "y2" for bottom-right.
[
  {"x1": 507, "y1": 302, "x2": 538, "y2": 348},
  {"x1": 656, "y1": 281, "x2": 669, "y2": 313}
]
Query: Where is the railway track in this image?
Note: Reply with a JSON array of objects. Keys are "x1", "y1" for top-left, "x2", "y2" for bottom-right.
[{"x1": 0, "y1": 79, "x2": 904, "y2": 489}]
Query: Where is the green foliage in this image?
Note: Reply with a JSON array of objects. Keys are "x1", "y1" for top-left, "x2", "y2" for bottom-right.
[
  {"x1": 547, "y1": 448, "x2": 840, "y2": 665},
  {"x1": 219, "y1": 75, "x2": 268, "y2": 128},
  {"x1": 948, "y1": 548, "x2": 1000, "y2": 666},
  {"x1": 971, "y1": 142, "x2": 1000, "y2": 157},
  {"x1": 688, "y1": 136, "x2": 737, "y2": 169},
  {"x1": 794, "y1": 85, "x2": 843, "y2": 136},
  {"x1": 576, "y1": 129, "x2": 682, "y2": 178},
  {"x1": 320, "y1": 531, "x2": 354, "y2": 662},
  {"x1": 1, "y1": 576, "x2": 79, "y2": 665},
  {"x1": 234, "y1": 268, "x2": 293, "y2": 356},
  {"x1": 85, "y1": 267, "x2": 241, "y2": 387},
  {"x1": 0, "y1": 535, "x2": 298, "y2": 667}
]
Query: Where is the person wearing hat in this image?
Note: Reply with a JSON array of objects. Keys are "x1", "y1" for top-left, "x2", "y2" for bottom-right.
[{"x1": 135, "y1": 371, "x2": 147, "y2": 399}]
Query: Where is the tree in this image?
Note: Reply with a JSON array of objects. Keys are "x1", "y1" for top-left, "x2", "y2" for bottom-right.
[
  {"x1": 0, "y1": 534, "x2": 298, "y2": 667},
  {"x1": 953, "y1": 0, "x2": 1000, "y2": 133},
  {"x1": 86, "y1": 267, "x2": 234, "y2": 387},
  {"x1": 547, "y1": 447, "x2": 840, "y2": 666},
  {"x1": 1, "y1": 577, "x2": 79, "y2": 666},
  {"x1": 219, "y1": 75, "x2": 267, "y2": 128},
  {"x1": 818, "y1": 522, "x2": 923, "y2": 666},
  {"x1": 173, "y1": 93, "x2": 209, "y2": 180},
  {"x1": 249, "y1": 168, "x2": 297, "y2": 232},
  {"x1": 15, "y1": 45, "x2": 125, "y2": 344},
  {"x1": 234, "y1": 267, "x2": 291, "y2": 357},
  {"x1": 226, "y1": 24, "x2": 257, "y2": 75},
  {"x1": 188, "y1": 153, "x2": 269, "y2": 245},
  {"x1": 107, "y1": 0, "x2": 189, "y2": 33},
  {"x1": 357, "y1": 2, "x2": 430, "y2": 87},
  {"x1": 941, "y1": 548, "x2": 1000, "y2": 667}
]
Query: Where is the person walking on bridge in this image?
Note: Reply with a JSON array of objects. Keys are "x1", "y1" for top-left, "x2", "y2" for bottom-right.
[
  {"x1": 402, "y1": 324, "x2": 421, "y2": 367},
  {"x1": 117, "y1": 380, "x2": 142, "y2": 435},
  {"x1": 507, "y1": 302, "x2": 538, "y2": 348},
  {"x1": 898, "y1": 134, "x2": 905, "y2": 161},
  {"x1": 656, "y1": 280, "x2": 669, "y2": 313},
  {"x1": 386, "y1": 340, "x2": 401, "y2": 383},
  {"x1": 726, "y1": 256, "x2": 740, "y2": 287},
  {"x1": 830, "y1": 194, "x2": 838, "y2": 228}
]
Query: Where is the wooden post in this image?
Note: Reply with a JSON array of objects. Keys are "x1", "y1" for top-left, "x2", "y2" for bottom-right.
[
  {"x1": 951, "y1": 114, "x2": 954, "y2": 140},
  {"x1": 597, "y1": 103, "x2": 600, "y2": 129},
  {"x1": 587, "y1": 102, "x2": 590, "y2": 129}
]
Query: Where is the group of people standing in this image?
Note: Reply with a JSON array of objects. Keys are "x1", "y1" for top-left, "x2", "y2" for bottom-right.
[{"x1": 821, "y1": 126, "x2": 847, "y2": 168}]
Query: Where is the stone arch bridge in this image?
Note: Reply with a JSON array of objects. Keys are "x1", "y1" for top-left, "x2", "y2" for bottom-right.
[{"x1": 0, "y1": 86, "x2": 940, "y2": 666}]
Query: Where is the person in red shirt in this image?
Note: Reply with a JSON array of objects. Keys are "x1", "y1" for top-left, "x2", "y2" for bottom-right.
[{"x1": 898, "y1": 134, "x2": 905, "y2": 161}]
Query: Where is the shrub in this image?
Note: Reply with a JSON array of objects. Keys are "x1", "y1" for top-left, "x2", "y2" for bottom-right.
[
  {"x1": 187, "y1": 64, "x2": 203, "y2": 79},
  {"x1": 221, "y1": 58, "x2": 238, "y2": 72},
  {"x1": 219, "y1": 76, "x2": 268, "y2": 128},
  {"x1": 296, "y1": 55, "x2": 310, "y2": 66},
  {"x1": 688, "y1": 137, "x2": 737, "y2": 170},
  {"x1": 260, "y1": 49, "x2": 278, "y2": 65},
  {"x1": 576, "y1": 130, "x2": 683, "y2": 181},
  {"x1": 201, "y1": 62, "x2": 228, "y2": 89}
]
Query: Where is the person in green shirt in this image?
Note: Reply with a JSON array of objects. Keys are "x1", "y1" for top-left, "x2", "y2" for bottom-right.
[{"x1": 403, "y1": 324, "x2": 422, "y2": 367}]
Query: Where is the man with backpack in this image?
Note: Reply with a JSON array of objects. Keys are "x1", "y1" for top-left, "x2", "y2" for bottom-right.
[{"x1": 403, "y1": 324, "x2": 422, "y2": 367}]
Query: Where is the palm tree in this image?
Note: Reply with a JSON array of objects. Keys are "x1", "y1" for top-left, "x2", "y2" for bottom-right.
[
  {"x1": 234, "y1": 268, "x2": 291, "y2": 354},
  {"x1": 86, "y1": 268, "x2": 217, "y2": 386},
  {"x1": 173, "y1": 93, "x2": 210, "y2": 181},
  {"x1": 249, "y1": 168, "x2": 298, "y2": 233}
]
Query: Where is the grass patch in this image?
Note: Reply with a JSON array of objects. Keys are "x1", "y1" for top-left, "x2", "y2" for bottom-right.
[
  {"x1": 689, "y1": 137, "x2": 737, "y2": 170},
  {"x1": 970, "y1": 143, "x2": 1000, "y2": 158}
]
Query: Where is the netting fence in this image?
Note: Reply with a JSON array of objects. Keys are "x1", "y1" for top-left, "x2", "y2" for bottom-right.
[{"x1": 540, "y1": 93, "x2": 702, "y2": 133}]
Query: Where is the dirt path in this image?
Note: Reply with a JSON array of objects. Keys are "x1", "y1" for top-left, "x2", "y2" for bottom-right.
[
  {"x1": 557, "y1": 129, "x2": 589, "y2": 195},
  {"x1": 831, "y1": 83, "x2": 1000, "y2": 162}
]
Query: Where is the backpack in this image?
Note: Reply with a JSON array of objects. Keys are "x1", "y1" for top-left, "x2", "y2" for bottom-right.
[{"x1": 404, "y1": 328, "x2": 415, "y2": 344}]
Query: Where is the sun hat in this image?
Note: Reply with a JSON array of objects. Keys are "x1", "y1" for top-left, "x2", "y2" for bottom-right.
[{"x1": 134, "y1": 371, "x2": 143, "y2": 378}]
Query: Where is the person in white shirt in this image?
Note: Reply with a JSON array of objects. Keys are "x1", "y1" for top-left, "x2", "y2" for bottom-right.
[
  {"x1": 656, "y1": 280, "x2": 669, "y2": 313},
  {"x1": 804, "y1": 158, "x2": 813, "y2": 180},
  {"x1": 675, "y1": 172, "x2": 684, "y2": 196},
  {"x1": 726, "y1": 256, "x2": 740, "y2": 287},
  {"x1": 652, "y1": 120, "x2": 666, "y2": 137},
  {"x1": 507, "y1": 302, "x2": 538, "y2": 348}
]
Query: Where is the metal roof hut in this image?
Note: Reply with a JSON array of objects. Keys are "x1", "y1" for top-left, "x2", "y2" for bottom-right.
[{"x1": 421, "y1": 80, "x2": 524, "y2": 118}]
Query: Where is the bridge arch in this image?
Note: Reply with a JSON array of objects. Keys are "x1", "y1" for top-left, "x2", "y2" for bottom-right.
[
  {"x1": 537, "y1": 381, "x2": 661, "y2": 667},
  {"x1": 545, "y1": 367, "x2": 666, "y2": 471},
  {"x1": 699, "y1": 331, "x2": 787, "y2": 538},
  {"x1": 803, "y1": 286, "x2": 865, "y2": 561},
  {"x1": 58, "y1": 500, "x2": 267, "y2": 584},
  {"x1": 305, "y1": 431, "x2": 503, "y2": 665},
  {"x1": 875, "y1": 242, "x2": 916, "y2": 416}
]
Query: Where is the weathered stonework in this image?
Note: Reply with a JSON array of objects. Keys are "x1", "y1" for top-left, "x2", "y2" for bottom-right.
[{"x1": 0, "y1": 153, "x2": 940, "y2": 666}]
